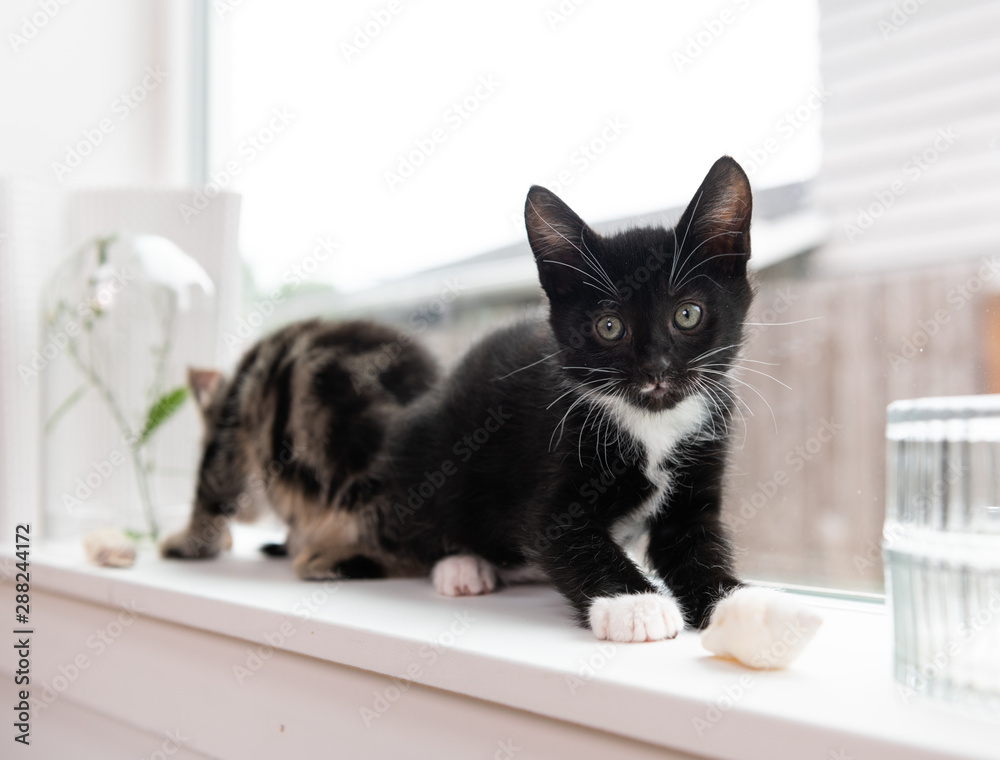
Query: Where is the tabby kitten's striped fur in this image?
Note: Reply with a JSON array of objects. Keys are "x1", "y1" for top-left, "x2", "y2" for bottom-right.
[{"x1": 161, "y1": 319, "x2": 438, "y2": 579}]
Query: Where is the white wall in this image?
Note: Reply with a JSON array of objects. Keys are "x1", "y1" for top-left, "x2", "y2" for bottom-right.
[
  {"x1": 812, "y1": 0, "x2": 1000, "y2": 274},
  {"x1": 0, "y1": 0, "x2": 207, "y2": 544},
  {"x1": 0, "y1": 0, "x2": 199, "y2": 187}
]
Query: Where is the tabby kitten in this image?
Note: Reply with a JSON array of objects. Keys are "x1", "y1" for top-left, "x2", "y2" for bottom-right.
[
  {"x1": 377, "y1": 157, "x2": 819, "y2": 663},
  {"x1": 161, "y1": 319, "x2": 438, "y2": 580}
]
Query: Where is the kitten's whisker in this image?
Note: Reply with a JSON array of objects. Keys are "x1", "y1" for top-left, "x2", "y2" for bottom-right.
[
  {"x1": 699, "y1": 369, "x2": 778, "y2": 433},
  {"x1": 549, "y1": 379, "x2": 619, "y2": 451},
  {"x1": 581, "y1": 281, "x2": 618, "y2": 297},
  {"x1": 604, "y1": 388, "x2": 635, "y2": 469},
  {"x1": 674, "y1": 273, "x2": 726, "y2": 291},
  {"x1": 742, "y1": 317, "x2": 822, "y2": 326},
  {"x1": 598, "y1": 401, "x2": 616, "y2": 474},
  {"x1": 673, "y1": 228, "x2": 739, "y2": 290},
  {"x1": 693, "y1": 379, "x2": 728, "y2": 439},
  {"x1": 494, "y1": 348, "x2": 564, "y2": 381},
  {"x1": 528, "y1": 198, "x2": 620, "y2": 298},
  {"x1": 528, "y1": 199, "x2": 588, "y2": 259},
  {"x1": 578, "y1": 395, "x2": 602, "y2": 466},
  {"x1": 670, "y1": 190, "x2": 704, "y2": 289},
  {"x1": 555, "y1": 385, "x2": 614, "y2": 454},
  {"x1": 695, "y1": 377, "x2": 748, "y2": 448},
  {"x1": 697, "y1": 363, "x2": 792, "y2": 391},
  {"x1": 691, "y1": 343, "x2": 742, "y2": 365},
  {"x1": 578, "y1": 236, "x2": 619, "y2": 297},
  {"x1": 541, "y1": 259, "x2": 618, "y2": 299},
  {"x1": 697, "y1": 374, "x2": 754, "y2": 418},
  {"x1": 724, "y1": 357, "x2": 780, "y2": 367},
  {"x1": 696, "y1": 356, "x2": 782, "y2": 371},
  {"x1": 562, "y1": 366, "x2": 624, "y2": 375},
  {"x1": 673, "y1": 249, "x2": 746, "y2": 293},
  {"x1": 546, "y1": 377, "x2": 617, "y2": 410}
]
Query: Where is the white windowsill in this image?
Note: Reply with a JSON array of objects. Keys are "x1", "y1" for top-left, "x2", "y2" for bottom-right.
[{"x1": 8, "y1": 527, "x2": 999, "y2": 760}]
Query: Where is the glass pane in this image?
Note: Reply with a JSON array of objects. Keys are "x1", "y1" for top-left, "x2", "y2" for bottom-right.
[{"x1": 211, "y1": 0, "x2": 1000, "y2": 595}]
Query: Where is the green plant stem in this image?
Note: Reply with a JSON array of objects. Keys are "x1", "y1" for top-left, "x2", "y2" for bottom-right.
[
  {"x1": 63, "y1": 336, "x2": 160, "y2": 540},
  {"x1": 43, "y1": 384, "x2": 88, "y2": 435}
]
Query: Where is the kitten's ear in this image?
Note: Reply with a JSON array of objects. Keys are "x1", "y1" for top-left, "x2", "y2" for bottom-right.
[
  {"x1": 187, "y1": 368, "x2": 224, "y2": 418},
  {"x1": 675, "y1": 156, "x2": 752, "y2": 270},
  {"x1": 525, "y1": 185, "x2": 598, "y2": 297}
]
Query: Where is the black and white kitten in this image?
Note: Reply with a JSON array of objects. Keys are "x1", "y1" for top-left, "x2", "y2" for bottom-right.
[{"x1": 380, "y1": 157, "x2": 820, "y2": 666}]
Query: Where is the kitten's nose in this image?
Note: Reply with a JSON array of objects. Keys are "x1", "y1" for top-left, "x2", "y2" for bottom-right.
[{"x1": 639, "y1": 358, "x2": 670, "y2": 382}]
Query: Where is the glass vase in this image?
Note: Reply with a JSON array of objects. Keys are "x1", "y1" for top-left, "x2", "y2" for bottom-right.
[{"x1": 38, "y1": 234, "x2": 215, "y2": 542}]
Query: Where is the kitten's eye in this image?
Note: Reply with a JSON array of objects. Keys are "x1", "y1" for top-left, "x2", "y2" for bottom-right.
[
  {"x1": 674, "y1": 303, "x2": 703, "y2": 330},
  {"x1": 594, "y1": 314, "x2": 626, "y2": 341}
]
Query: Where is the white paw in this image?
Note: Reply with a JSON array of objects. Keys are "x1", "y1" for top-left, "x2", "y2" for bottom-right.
[
  {"x1": 588, "y1": 592, "x2": 684, "y2": 642},
  {"x1": 432, "y1": 554, "x2": 497, "y2": 597},
  {"x1": 701, "y1": 587, "x2": 823, "y2": 669}
]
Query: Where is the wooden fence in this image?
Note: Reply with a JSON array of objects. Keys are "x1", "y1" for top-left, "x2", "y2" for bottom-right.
[{"x1": 385, "y1": 259, "x2": 997, "y2": 592}]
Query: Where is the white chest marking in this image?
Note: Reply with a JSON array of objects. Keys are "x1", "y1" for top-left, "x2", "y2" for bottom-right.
[{"x1": 595, "y1": 393, "x2": 709, "y2": 550}]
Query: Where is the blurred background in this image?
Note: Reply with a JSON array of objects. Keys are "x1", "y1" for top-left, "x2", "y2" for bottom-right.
[{"x1": 1, "y1": 0, "x2": 999, "y2": 594}]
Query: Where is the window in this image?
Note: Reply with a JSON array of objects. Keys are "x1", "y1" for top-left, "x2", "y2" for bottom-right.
[
  {"x1": 7, "y1": 2, "x2": 997, "y2": 602},
  {"x1": 209, "y1": 0, "x2": 821, "y2": 292},
  {"x1": 208, "y1": 0, "x2": 1000, "y2": 596}
]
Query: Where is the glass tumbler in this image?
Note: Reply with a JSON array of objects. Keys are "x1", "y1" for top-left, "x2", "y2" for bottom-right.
[{"x1": 885, "y1": 395, "x2": 1000, "y2": 708}]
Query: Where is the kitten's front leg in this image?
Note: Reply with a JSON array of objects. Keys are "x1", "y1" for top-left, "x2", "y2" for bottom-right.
[
  {"x1": 532, "y1": 511, "x2": 683, "y2": 642},
  {"x1": 160, "y1": 507, "x2": 234, "y2": 559},
  {"x1": 162, "y1": 426, "x2": 246, "y2": 560}
]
